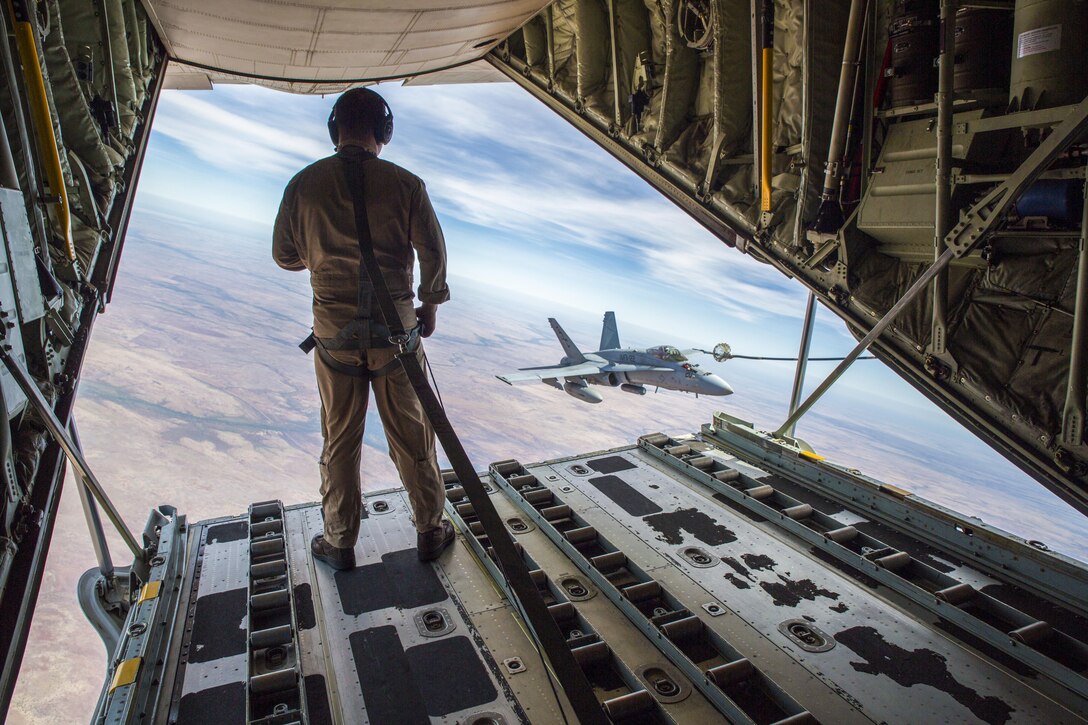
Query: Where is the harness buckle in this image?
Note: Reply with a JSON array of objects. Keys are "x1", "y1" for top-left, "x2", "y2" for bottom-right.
[{"x1": 389, "y1": 333, "x2": 411, "y2": 354}]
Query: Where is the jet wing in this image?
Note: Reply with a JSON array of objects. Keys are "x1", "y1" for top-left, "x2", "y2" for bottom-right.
[{"x1": 497, "y1": 362, "x2": 605, "y2": 385}]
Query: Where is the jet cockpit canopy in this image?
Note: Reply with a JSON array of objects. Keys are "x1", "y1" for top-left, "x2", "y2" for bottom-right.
[{"x1": 649, "y1": 346, "x2": 687, "y2": 362}]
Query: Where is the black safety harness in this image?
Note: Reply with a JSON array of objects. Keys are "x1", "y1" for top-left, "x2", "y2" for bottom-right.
[
  {"x1": 298, "y1": 151, "x2": 420, "y2": 379},
  {"x1": 302, "y1": 153, "x2": 608, "y2": 724}
]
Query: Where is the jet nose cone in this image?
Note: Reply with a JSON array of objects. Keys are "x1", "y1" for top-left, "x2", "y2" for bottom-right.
[{"x1": 705, "y1": 374, "x2": 733, "y2": 395}]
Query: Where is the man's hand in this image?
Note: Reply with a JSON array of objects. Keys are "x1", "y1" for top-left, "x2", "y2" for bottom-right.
[{"x1": 416, "y1": 303, "x2": 438, "y2": 338}]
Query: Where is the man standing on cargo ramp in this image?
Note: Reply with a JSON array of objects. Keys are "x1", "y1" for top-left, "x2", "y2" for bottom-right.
[{"x1": 273, "y1": 87, "x2": 454, "y2": 569}]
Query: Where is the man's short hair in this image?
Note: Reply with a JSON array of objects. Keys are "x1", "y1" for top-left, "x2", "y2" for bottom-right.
[{"x1": 328, "y1": 88, "x2": 394, "y2": 145}]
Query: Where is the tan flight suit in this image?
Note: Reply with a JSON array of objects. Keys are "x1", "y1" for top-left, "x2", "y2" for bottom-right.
[{"x1": 273, "y1": 146, "x2": 449, "y2": 548}]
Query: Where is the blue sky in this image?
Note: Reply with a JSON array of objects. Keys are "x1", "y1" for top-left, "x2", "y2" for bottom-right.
[{"x1": 140, "y1": 83, "x2": 856, "y2": 364}]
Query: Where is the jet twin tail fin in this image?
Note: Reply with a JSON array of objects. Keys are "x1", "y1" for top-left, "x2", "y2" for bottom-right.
[
  {"x1": 599, "y1": 311, "x2": 620, "y2": 350},
  {"x1": 549, "y1": 318, "x2": 586, "y2": 363}
]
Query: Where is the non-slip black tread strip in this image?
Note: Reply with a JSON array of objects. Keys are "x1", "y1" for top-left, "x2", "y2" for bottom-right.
[
  {"x1": 341, "y1": 158, "x2": 608, "y2": 724},
  {"x1": 335, "y1": 548, "x2": 449, "y2": 615},
  {"x1": 206, "y1": 521, "x2": 248, "y2": 544},
  {"x1": 587, "y1": 474, "x2": 663, "y2": 517},
  {"x1": 351, "y1": 626, "x2": 504, "y2": 721},
  {"x1": 176, "y1": 682, "x2": 246, "y2": 724},
  {"x1": 304, "y1": 674, "x2": 334, "y2": 725},
  {"x1": 187, "y1": 588, "x2": 248, "y2": 664},
  {"x1": 587, "y1": 455, "x2": 638, "y2": 474}
]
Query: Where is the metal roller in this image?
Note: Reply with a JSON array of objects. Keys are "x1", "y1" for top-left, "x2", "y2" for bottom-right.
[
  {"x1": 686, "y1": 455, "x2": 714, "y2": 470},
  {"x1": 824, "y1": 525, "x2": 858, "y2": 543},
  {"x1": 250, "y1": 624, "x2": 293, "y2": 648},
  {"x1": 565, "y1": 526, "x2": 599, "y2": 544},
  {"x1": 706, "y1": 658, "x2": 755, "y2": 687},
  {"x1": 571, "y1": 640, "x2": 610, "y2": 666},
  {"x1": 250, "y1": 519, "x2": 283, "y2": 537},
  {"x1": 490, "y1": 460, "x2": 522, "y2": 476},
  {"x1": 250, "y1": 590, "x2": 289, "y2": 612},
  {"x1": 250, "y1": 502, "x2": 281, "y2": 520},
  {"x1": 713, "y1": 469, "x2": 741, "y2": 483},
  {"x1": 509, "y1": 473, "x2": 538, "y2": 488},
  {"x1": 541, "y1": 504, "x2": 572, "y2": 521},
  {"x1": 548, "y1": 602, "x2": 578, "y2": 623},
  {"x1": 529, "y1": 569, "x2": 548, "y2": 588},
  {"x1": 251, "y1": 559, "x2": 286, "y2": 579},
  {"x1": 783, "y1": 504, "x2": 814, "y2": 520},
  {"x1": 248, "y1": 668, "x2": 297, "y2": 695},
  {"x1": 523, "y1": 488, "x2": 555, "y2": 505},
  {"x1": 665, "y1": 444, "x2": 691, "y2": 456},
  {"x1": 590, "y1": 551, "x2": 627, "y2": 571},
  {"x1": 1009, "y1": 621, "x2": 1054, "y2": 646},
  {"x1": 455, "y1": 502, "x2": 475, "y2": 517},
  {"x1": 441, "y1": 470, "x2": 459, "y2": 484},
  {"x1": 934, "y1": 582, "x2": 976, "y2": 605},
  {"x1": 745, "y1": 484, "x2": 775, "y2": 500},
  {"x1": 602, "y1": 690, "x2": 656, "y2": 720},
  {"x1": 445, "y1": 485, "x2": 466, "y2": 501},
  {"x1": 622, "y1": 581, "x2": 662, "y2": 603},
  {"x1": 469, "y1": 521, "x2": 486, "y2": 536},
  {"x1": 639, "y1": 433, "x2": 670, "y2": 446},
  {"x1": 661, "y1": 615, "x2": 703, "y2": 642},
  {"x1": 875, "y1": 551, "x2": 912, "y2": 571},
  {"x1": 250, "y1": 537, "x2": 285, "y2": 558}
]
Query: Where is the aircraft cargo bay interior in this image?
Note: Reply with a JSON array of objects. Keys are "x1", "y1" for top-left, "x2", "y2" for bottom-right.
[{"x1": 0, "y1": 1, "x2": 1085, "y2": 724}]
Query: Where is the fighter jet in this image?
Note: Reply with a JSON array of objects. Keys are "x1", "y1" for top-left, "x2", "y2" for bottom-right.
[{"x1": 497, "y1": 312, "x2": 733, "y2": 404}]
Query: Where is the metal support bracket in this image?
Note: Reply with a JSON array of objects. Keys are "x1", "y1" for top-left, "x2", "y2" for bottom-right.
[
  {"x1": 1061, "y1": 168, "x2": 1088, "y2": 448},
  {"x1": 945, "y1": 97, "x2": 1088, "y2": 257},
  {"x1": 774, "y1": 247, "x2": 956, "y2": 437}
]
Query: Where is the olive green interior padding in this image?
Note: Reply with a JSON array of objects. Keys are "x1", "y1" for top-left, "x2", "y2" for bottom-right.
[
  {"x1": 494, "y1": 0, "x2": 1088, "y2": 515},
  {"x1": 523, "y1": 16, "x2": 548, "y2": 68},
  {"x1": 104, "y1": 0, "x2": 137, "y2": 137},
  {"x1": 575, "y1": 0, "x2": 610, "y2": 101},
  {"x1": 613, "y1": 0, "x2": 652, "y2": 126},
  {"x1": 30, "y1": 0, "x2": 159, "y2": 274},
  {"x1": 552, "y1": 0, "x2": 578, "y2": 88},
  {"x1": 44, "y1": 0, "x2": 119, "y2": 215}
]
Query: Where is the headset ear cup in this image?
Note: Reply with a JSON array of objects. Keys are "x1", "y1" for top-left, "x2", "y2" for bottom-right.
[
  {"x1": 377, "y1": 101, "x2": 393, "y2": 145},
  {"x1": 327, "y1": 115, "x2": 338, "y2": 146}
]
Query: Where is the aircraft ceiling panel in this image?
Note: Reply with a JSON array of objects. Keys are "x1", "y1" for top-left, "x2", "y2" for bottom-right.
[{"x1": 142, "y1": 0, "x2": 551, "y2": 89}]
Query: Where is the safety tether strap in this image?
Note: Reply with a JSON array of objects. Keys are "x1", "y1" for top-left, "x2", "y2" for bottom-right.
[{"x1": 340, "y1": 157, "x2": 607, "y2": 725}]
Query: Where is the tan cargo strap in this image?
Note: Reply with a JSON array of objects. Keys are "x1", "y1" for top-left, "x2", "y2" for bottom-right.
[{"x1": 339, "y1": 155, "x2": 608, "y2": 724}]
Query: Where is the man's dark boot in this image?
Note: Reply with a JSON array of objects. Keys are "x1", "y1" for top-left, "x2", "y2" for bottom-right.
[
  {"x1": 311, "y1": 534, "x2": 355, "y2": 570},
  {"x1": 417, "y1": 520, "x2": 455, "y2": 562}
]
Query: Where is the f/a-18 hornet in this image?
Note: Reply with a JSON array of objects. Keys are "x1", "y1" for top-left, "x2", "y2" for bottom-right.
[{"x1": 498, "y1": 312, "x2": 732, "y2": 404}]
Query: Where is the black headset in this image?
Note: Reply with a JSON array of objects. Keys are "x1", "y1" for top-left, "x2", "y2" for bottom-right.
[{"x1": 327, "y1": 87, "x2": 394, "y2": 147}]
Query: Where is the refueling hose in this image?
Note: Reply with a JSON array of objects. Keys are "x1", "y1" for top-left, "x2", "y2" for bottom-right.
[{"x1": 7, "y1": 0, "x2": 74, "y2": 261}]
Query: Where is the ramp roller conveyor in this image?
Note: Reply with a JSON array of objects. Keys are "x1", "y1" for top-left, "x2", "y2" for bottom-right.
[
  {"x1": 443, "y1": 472, "x2": 683, "y2": 724},
  {"x1": 245, "y1": 500, "x2": 307, "y2": 724},
  {"x1": 486, "y1": 461, "x2": 817, "y2": 725},
  {"x1": 639, "y1": 432, "x2": 1088, "y2": 705}
]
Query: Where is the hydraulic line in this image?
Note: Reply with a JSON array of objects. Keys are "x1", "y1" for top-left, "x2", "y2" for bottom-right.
[
  {"x1": 6, "y1": 0, "x2": 74, "y2": 260},
  {"x1": 759, "y1": 0, "x2": 774, "y2": 220}
]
